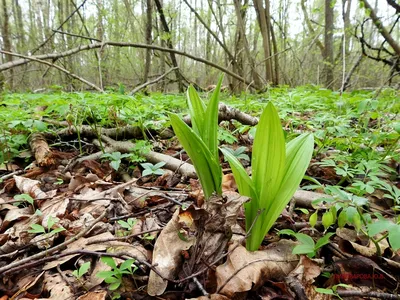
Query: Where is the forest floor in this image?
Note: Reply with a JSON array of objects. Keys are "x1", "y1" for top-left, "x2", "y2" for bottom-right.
[{"x1": 0, "y1": 86, "x2": 399, "y2": 300}]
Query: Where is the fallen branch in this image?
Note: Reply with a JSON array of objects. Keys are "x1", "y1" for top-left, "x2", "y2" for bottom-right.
[
  {"x1": 0, "y1": 41, "x2": 253, "y2": 87},
  {"x1": 0, "y1": 50, "x2": 103, "y2": 92},
  {"x1": 129, "y1": 67, "x2": 178, "y2": 95}
]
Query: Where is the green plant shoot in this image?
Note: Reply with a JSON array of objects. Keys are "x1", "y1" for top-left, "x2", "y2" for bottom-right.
[
  {"x1": 221, "y1": 102, "x2": 314, "y2": 251},
  {"x1": 169, "y1": 75, "x2": 224, "y2": 199}
]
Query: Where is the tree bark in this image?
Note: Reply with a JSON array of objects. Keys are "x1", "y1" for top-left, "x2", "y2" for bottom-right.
[
  {"x1": 154, "y1": 0, "x2": 184, "y2": 92},
  {"x1": 359, "y1": 0, "x2": 400, "y2": 56},
  {"x1": 253, "y1": 0, "x2": 273, "y2": 84},
  {"x1": 1, "y1": 0, "x2": 13, "y2": 89},
  {"x1": 324, "y1": 0, "x2": 334, "y2": 87},
  {"x1": 234, "y1": 0, "x2": 262, "y2": 89},
  {"x1": 300, "y1": 0, "x2": 325, "y2": 55},
  {"x1": 143, "y1": 0, "x2": 152, "y2": 83}
]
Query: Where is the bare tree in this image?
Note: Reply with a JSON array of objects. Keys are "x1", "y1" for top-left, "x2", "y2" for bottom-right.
[
  {"x1": 154, "y1": 0, "x2": 184, "y2": 92},
  {"x1": 324, "y1": 0, "x2": 334, "y2": 87},
  {"x1": 1, "y1": 0, "x2": 13, "y2": 89}
]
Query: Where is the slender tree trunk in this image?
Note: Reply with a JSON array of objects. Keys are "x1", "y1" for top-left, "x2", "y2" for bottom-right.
[
  {"x1": 1, "y1": 0, "x2": 13, "y2": 89},
  {"x1": 143, "y1": 0, "x2": 152, "y2": 84},
  {"x1": 12, "y1": 0, "x2": 25, "y2": 53},
  {"x1": 234, "y1": 0, "x2": 262, "y2": 89},
  {"x1": 253, "y1": 0, "x2": 273, "y2": 84},
  {"x1": 324, "y1": 0, "x2": 334, "y2": 87},
  {"x1": 154, "y1": 0, "x2": 184, "y2": 92}
]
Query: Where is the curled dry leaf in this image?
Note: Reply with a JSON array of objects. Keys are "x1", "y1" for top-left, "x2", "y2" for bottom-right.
[
  {"x1": 287, "y1": 255, "x2": 322, "y2": 299},
  {"x1": 77, "y1": 291, "x2": 107, "y2": 300},
  {"x1": 14, "y1": 175, "x2": 48, "y2": 199},
  {"x1": 336, "y1": 228, "x2": 389, "y2": 257},
  {"x1": 215, "y1": 240, "x2": 299, "y2": 298},
  {"x1": 43, "y1": 271, "x2": 74, "y2": 300},
  {"x1": 148, "y1": 207, "x2": 198, "y2": 296}
]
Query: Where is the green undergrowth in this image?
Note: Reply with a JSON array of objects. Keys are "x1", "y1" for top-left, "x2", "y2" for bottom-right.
[{"x1": 1, "y1": 86, "x2": 399, "y2": 186}]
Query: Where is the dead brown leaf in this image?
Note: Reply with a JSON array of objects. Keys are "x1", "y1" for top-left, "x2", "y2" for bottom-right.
[
  {"x1": 147, "y1": 208, "x2": 197, "y2": 296},
  {"x1": 77, "y1": 291, "x2": 107, "y2": 300},
  {"x1": 215, "y1": 240, "x2": 299, "y2": 298}
]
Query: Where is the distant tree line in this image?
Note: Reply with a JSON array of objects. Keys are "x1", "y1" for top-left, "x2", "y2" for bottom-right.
[{"x1": 0, "y1": 0, "x2": 399, "y2": 93}]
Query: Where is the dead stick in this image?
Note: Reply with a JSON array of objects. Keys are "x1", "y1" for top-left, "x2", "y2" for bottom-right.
[{"x1": 0, "y1": 50, "x2": 103, "y2": 92}]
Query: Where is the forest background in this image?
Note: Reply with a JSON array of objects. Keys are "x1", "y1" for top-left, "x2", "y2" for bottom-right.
[{"x1": 0, "y1": 0, "x2": 399, "y2": 93}]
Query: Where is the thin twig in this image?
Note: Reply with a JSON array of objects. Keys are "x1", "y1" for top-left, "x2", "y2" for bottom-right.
[{"x1": 0, "y1": 50, "x2": 103, "y2": 92}]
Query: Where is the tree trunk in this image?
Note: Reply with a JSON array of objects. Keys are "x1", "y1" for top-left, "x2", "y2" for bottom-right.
[
  {"x1": 359, "y1": 0, "x2": 400, "y2": 56},
  {"x1": 253, "y1": 0, "x2": 273, "y2": 84},
  {"x1": 324, "y1": 0, "x2": 334, "y2": 87},
  {"x1": 154, "y1": 0, "x2": 184, "y2": 92},
  {"x1": 1, "y1": 0, "x2": 13, "y2": 89},
  {"x1": 234, "y1": 0, "x2": 262, "y2": 90},
  {"x1": 143, "y1": 0, "x2": 153, "y2": 84}
]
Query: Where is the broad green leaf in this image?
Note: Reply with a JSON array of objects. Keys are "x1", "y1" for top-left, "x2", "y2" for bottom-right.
[
  {"x1": 154, "y1": 161, "x2": 166, "y2": 169},
  {"x1": 388, "y1": 227, "x2": 400, "y2": 251},
  {"x1": 315, "y1": 288, "x2": 335, "y2": 295},
  {"x1": 309, "y1": 211, "x2": 318, "y2": 227},
  {"x1": 142, "y1": 169, "x2": 153, "y2": 177},
  {"x1": 96, "y1": 271, "x2": 115, "y2": 279},
  {"x1": 204, "y1": 75, "x2": 223, "y2": 160},
  {"x1": 170, "y1": 114, "x2": 221, "y2": 199},
  {"x1": 187, "y1": 85, "x2": 206, "y2": 137},
  {"x1": 252, "y1": 102, "x2": 285, "y2": 205},
  {"x1": 110, "y1": 160, "x2": 120, "y2": 171},
  {"x1": 109, "y1": 281, "x2": 121, "y2": 291},
  {"x1": 295, "y1": 233, "x2": 315, "y2": 247},
  {"x1": 315, "y1": 232, "x2": 335, "y2": 249},
  {"x1": 278, "y1": 229, "x2": 296, "y2": 236},
  {"x1": 292, "y1": 244, "x2": 315, "y2": 256},
  {"x1": 252, "y1": 133, "x2": 314, "y2": 250},
  {"x1": 28, "y1": 224, "x2": 46, "y2": 234},
  {"x1": 338, "y1": 210, "x2": 347, "y2": 228},
  {"x1": 247, "y1": 103, "x2": 286, "y2": 250},
  {"x1": 220, "y1": 147, "x2": 258, "y2": 234},
  {"x1": 79, "y1": 262, "x2": 91, "y2": 277},
  {"x1": 101, "y1": 256, "x2": 117, "y2": 269},
  {"x1": 322, "y1": 211, "x2": 334, "y2": 230},
  {"x1": 120, "y1": 259, "x2": 135, "y2": 272}
]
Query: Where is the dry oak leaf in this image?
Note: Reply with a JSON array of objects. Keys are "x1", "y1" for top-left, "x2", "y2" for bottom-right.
[
  {"x1": 147, "y1": 208, "x2": 198, "y2": 296},
  {"x1": 77, "y1": 291, "x2": 107, "y2": 300},
  {"x1": 215, "y1": 240, "x2": 299, "y2": 298},
  {"x1": 42, "y1": 271, "x2": 74, "y2": 300}
]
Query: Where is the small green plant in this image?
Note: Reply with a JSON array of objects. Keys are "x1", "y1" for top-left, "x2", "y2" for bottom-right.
[
  {"x1": 221, "y1": 102, "x2": 314, "y2": 251},
  {"x1": 222, "y1": 146, "x2": 250, "y2": 162},
  {"x1": 315, "y1": 283, "x2": 351, "y2": 299},
  {"x1": 279, "y1": 229, "x2": 335, "y2": 258},
  {"x1": 140, "y1": 162, "x2": 166, "y2": 176},
  {"x1": 72, "y1": 261, "x2": 91, "y2": 279},
  {"x1": 96, "y1": 256, "x2": 137, "y2": 291},
  {"x1": 130, "y1": 140, "x2": 152, "y2": 163},
  {"x1": 117, "y1": 218, "x2": 137, "y2": 231},
  {"x1": 312, "y1": 186, "x2": 400, "y2": 253},
  {"x1": 218, "y1": 127, "x2": 238, "y2": 144},
  {"x1": 102, "y1": 151, "x2": 132, "y2": 171},
  {"x1": 28, "y1": 216, "x2": 66, "y2": 236},
  {"x1": 169, "y1": 75, "x2": 223, "y2": 200},
  {"x1": 14, "y1": 193, "x2": 34, "y2": 208}
]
